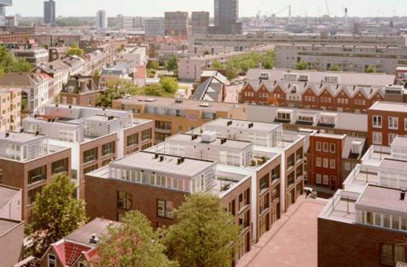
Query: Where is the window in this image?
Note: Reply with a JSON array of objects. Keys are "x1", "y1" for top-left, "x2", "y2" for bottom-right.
[
  {"x1": 259, "y1": 174, "x2": 269, "y2": 194},
  {"x1": 323, "y1": 158, "x2": 329, "y2": 168},
  {"x1": 323, "y1": 175, "x2": 329, "y2": 185},
  {"x1": 316, "y1": 174, "x2": 322, "y2": 184},
  {"x1": 51, "y1": 158, "x2": 68, "y2": 175},
  {"x1": 330, "y1": 159, "x2": 336, "y2": 169},
  {"x1": 127, "y1": 133, "x2": 139, "y2": 147},
  {"x1": 157, "y1": 200, "x2": 174, "y2": 219},
  {"x1": 366, "y1": 211, "x2": 373, "y2": 225},
  {"x1": 28, "y1": 186, "x2": 42, "y2": 206},
  {"x1": 323, "y1": 143, "x2": 329, "y2": 152},
  {"x1": 83, "y1": 147, "x2": 98, "y2": 163},
  {"x1": 276, "y1": 112, "x2": 291, "y2": 121},
  {"x1": 383, "y1": 214, "x2": 390, "y2": 228},
  {"x1": 48, "y1": 254, "x2": 57, "y2": 267},
  {"x1": 330, "y1": 144, "x2": 336, "y2": 153},
  {"x1": 373, "y1": 132, "x2": 382, "y2": 145},
  {"x1": 316, "y1": 157, "x2": 322, "y2": 167},
  {"x1": 83, "y1": 164, "x2": 98, "y2": 175},
  {"x1": 389, "y1": 117, "x2": 399, "y2": 130},
  {"x1": 141, "y1": 129, "x2": 152, "y2": 141},
  {"x1": 380, "y1": 243, "x2": 406, "y2": 266},
  {"x1": 316, "y1": 142, "x2": 321, "y2": 151},
  {"x1": 405, "y1": 118, "x2": 407, "y2": 131},
  {"x1": 102, "y1": 141, "x2": 115, "y2": 156},
  {"x1": 389, "y1": 134, "x2": 398, "y2": 145},
  {"x1": 344, "y1": 163, "x2": 351, "y2": 171},
  {"x1": 372, "y1": 115, "x2": 382, "y2": 128},
  {"x1": 271, "y1": 166, "x2": 280, "y2": 181},
  {"x1": 28, "y1": 166, "x2": 47, "y2": 185},
  {"x1": 118, "y1": 191, "x2": 132, "y2": 210}
]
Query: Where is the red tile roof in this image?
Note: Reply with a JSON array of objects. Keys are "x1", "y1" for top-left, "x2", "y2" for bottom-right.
[{"x1": 52, "y1": 240, "x2": 92, "y2": 266}]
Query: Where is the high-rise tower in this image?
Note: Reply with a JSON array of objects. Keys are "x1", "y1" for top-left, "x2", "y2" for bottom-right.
[{"x1": 44, "y1": 0, "x2": 56, "y2": 25}]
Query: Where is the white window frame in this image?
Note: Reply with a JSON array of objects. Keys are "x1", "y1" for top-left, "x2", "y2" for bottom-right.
[
  {"x1": 373, "y1": 132, "x2": 382, "y2": 145},
  {"x1": 316, "y1": 142, "x2": 321, "y2": 152},
  {"x1": 323, "y1": 175, "x2": 329, "y2": 185},
  {"x1": 330, "y1": 159, "x2": 336, "y2": 169},
  {"x1": 316, "y1": 174, "x2": 322, "y2": 184},
  {"x1": 388, "y1": 117, "x2": 399, "y2": 130},
  {"x1": 372, "y1": 115, "x2": 382, "y2": 128}
]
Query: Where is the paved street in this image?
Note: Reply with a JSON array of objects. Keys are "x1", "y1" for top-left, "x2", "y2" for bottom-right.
[{"x1": 238, "y1": 196, "x2": 327, "y2": 267}]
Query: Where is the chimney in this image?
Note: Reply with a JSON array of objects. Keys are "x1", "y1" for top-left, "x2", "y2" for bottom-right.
[
  {"x1": 154, "y1": 153, "x2": 159, "y2": 159},
  {"x1": 35, "y1": 131, "x2": 40, "y2": 136},
  {"x1": 159, "y1": 155, "x2": 164, "y2": 162},
  {"x1": 89, "y1": 234, "x2": 99, "y2": 244},
  {"x1": 69, "y1": 105, "x2": 72, "y2": 109},
  {"x1": 177, "y1": 158, "x2": 182, "y2": 165},
  {"x1": 5, "y1": 133, "x2": 9, "y2": 138},
  {"x1": 20, "y1": 128, "x2": 24, "y2": 133},
  {"x1": 401, "y1": 190, "x2": 406, "y2": 201}
]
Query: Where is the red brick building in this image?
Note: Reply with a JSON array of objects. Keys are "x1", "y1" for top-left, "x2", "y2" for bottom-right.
[{"x1": 368, "y1": 102, "x2": 407, "y2": 147}]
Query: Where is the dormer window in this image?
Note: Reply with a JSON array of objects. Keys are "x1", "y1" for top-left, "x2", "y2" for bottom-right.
[
  {"x1": 319, "y1": 113, "x2": 337, "y2": 126},
  {"x1": 283, "y1": 73, "x2": 297, "y2": 81},
  {"x1": 276, "y1": 109, "x2": 293, "y2": 122},
  {"x1": 298, "y1": 75, "x2": 309, "y2": 82},
  {"x1": 323, "y1": 75, "x2": 339, "y2": 83},
  {"x1": 297, "y1": 114, "x2": 315, "y2": 124},
  {"x1": 351, "y1": 141, "x2": 363, "y2": 154}
]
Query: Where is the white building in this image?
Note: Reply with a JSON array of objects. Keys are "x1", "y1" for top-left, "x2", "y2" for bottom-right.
[{"x1": 96, "y1": 10, "x2": 107, "y2": 29}]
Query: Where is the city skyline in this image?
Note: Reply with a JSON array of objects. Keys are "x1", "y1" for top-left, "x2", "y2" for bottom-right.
[{"x1": 7, "y1": 0, "x2": 407, "y2": 18}]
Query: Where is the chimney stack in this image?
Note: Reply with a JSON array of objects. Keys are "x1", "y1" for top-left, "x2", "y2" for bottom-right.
[{"x1": 401, "y1": 190, "x2": 406, "y2": 201}]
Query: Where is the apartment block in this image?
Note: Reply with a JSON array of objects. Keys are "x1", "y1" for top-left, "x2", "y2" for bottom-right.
[
  {"x1": 318, "y1": 185, "x2": 407, "y2": 267},
  {"x1": 368, "y1": 102, "x2": 407, "y2": 147},
  {"x1": 112, "y1": 96, "x2": 247, "y2": 144},
  {"x1": 164, "y1": 11, "x2": 189, "y2": 36},
  {"x1": 191, "y1": 11, "x2": 210, "y2": 35},
  {"x1": 0, "y1": 132, "x2": 71, "y2": 221},
  {"x1": 85, "y1": 151, "x2": 253, "y2": 260},
  {"x1": 12, "y1": 48, "x2": 49, "y2": 66},
  {"x1": 308, "y1": 133, "x2": 366, "y2": 195},
  {"x1": 0, "y1": 88, "x2": 21, "y2": 132},
  {"x1": 241, "y1": 69, "x2": 395, "y2": 113},
  {"x1": 145, "y1": 18, "x2": 165, "y2": 36},
  {"x1": 22, "y1": 104, "x2": 155, "y2": 199},
  {"x1": 39, "y1": 218, "x2": 121, "y2": 267},
  {"x1": 275, "y1": 43, "x2": 407, "y2": 74}
]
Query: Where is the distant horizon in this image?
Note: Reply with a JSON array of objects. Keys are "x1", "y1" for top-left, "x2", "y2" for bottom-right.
[{"x1": 7, "y1": 0, "x2": 407, "y2": 18}]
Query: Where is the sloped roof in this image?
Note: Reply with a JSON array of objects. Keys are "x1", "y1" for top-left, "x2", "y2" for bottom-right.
[{"x1": 0, "y1": 73, "x2": 46, "y2": 88}]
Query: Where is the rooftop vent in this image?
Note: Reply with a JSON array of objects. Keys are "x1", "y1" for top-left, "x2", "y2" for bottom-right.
[
  {"x1": 401, "y1": 190, "x2": 406, "y2": 201},
  {"x1": 220, "y1": 138, "x2": 227, "y2": 145},
  {"x1": 89, "y1": 234, "x2": 99, "y2": 244},
  {"x1": 5, "y1": 133, "x2": 9, "y2": 138},
  {"x1": 201, "y1": 131, "x2": 217, "y2": 143},
  {"x1": 154, "y1": 153, "x2": 159, "y2": 159},
  {"x1": 248, "y1": 123, "x2": 254, "y2": 129},
  {"x1": 175, "y1": 98, "x2": 183, "y2": 104},
  {"x1": 35, "y1": 131, "x2": 40, "y2": 136},
  {"x1": 145, "y1": 98, "x2": 156, "y2": 102},
  {"x1": 199, "y1": 103, "x2": 210, "y2": 108},
  {"x1": 159, "y1": 155, "x2": 164, "y2": 162}
]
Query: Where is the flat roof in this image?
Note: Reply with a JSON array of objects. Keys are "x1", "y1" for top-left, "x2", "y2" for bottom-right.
[
  {"x1": 356, "y1": 185, "x2": 407, "y2": 215},
  {"x1": 168, "y1": 133, "x2": 253, "y2": 150},
  {"x1": 380, "y1": 158, "x2": 407, "y2": 172},
  {"x1": 369, "y1": 101, "x2": 407, "y2": 113},
  {"x1": 111, "y1": 152, "x2": 216, "y2": 178},
  {"x1": 66, "y1": 218, "x2": 121, "y2": 247},
  {"x1": 0, "y1": 132, "x2": 45, "y2": 143},
  {"x1": 204, "y1": 118, "x2": 281, "y2": 132},
  {"x1": 392, "y1": 136, "x2": 407, "y2": 148},
  {"x1": 116, "y1": 96, "x2": 243, "y2": 112}
]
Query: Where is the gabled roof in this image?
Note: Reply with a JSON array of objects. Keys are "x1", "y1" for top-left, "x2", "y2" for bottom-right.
[
  {"x1": 52, "y1": 239, "x2": 93, "y2": 267},
  {"x1": 192, "y1": 76, "x2": 224, "y2": 101},
  {"x1": 0, "y1": 73, "x2": 48, "y2": 88}
]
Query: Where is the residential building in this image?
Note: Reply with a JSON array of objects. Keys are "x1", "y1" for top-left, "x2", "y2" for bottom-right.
[
  {"x1": 39, "y1": 218, "x2": 121, "y2": 267},
  {"x1": 213, "y1": 0, "x2": 241, "y2": 34},
  {"x1": 308, "y1": 133, "x2": 366, "y2": 195},
  {"x1": 43, "y1": 0, "x2": 56, "y2": 25},
  {"x1": 367, "y1": 102, "x2": 407, "y2": 146},
  {"x1": 112, "y1": 96, "x2": 247, "y2": 143},
  {"x1": 0, "y1": 88, "x2": 21, "y2": 132},
  {"x1": 22, "y1": 104, "x2": 155, "y2": 199},
  {"x1": 275, "y1": 43, "x2": 407, "y2": 74},
  {"x1": 318, "y1": 185, "x2": 407, "y2": 267},
  {"x1": 12, "y1": 48, "x2": 49, "y2": 66},
  {"x1": 116, "y1": 45, "x2": 147, "y2": 67},
  {"x1": 191, "y1": 11, "x2": 210, "y2": 35},
  {"x1": 0, "y1": 184, "x2": 22, "y2": 221},
  {"x1": 0, "y1": 132, "x2": 71, "y2": 221},
  {"x1": 191, "y1": 70, "x2": 228, "y2": 102},
  {"x1": 35, "y1": 59, "x2": 71, "y2": 98},
  {"x1": 117, "y1": 15, "x2": 134, "y2": 30},
  {"x1": 164, "y1": 11, "x2": 189, "y2": 36},
  {"x1": 145, "y1": 18, "x2": 165, "y2": 36},
  {"x1": 96, "y1": 10, "x2": 107, "y2": 29},
  {"x1": 0, "y1": 72, "x2": 49, "y2": 115},
  {"x1": 240, "y1": 69, "x2": 395, "y2": 113},
  {"x1": 59, "y1": 75, "x2": 102, "y2": 107}
]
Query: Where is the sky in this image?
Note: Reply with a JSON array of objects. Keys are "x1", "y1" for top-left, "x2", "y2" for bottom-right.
[{"x1": 7, "y1": 0, "x2": 407, "y2": 18}]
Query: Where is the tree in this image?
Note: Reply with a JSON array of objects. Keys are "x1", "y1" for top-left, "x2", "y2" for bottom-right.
[
  {"x1": 95, "y1": 211, "x2": 178, "y2": 267},
  {"x1": 67, "y1": 45, "x2": 84, "y2": 56},
  {"x1": 296, "y1": 60, "x2": 308, "y2": 70},
  {"x1": 148, "y1": 60, "x2": 159, "y2": 70},
  {"x1": 211, "y1": 60, "x2": 224, "y2": 70},
  {"x1": 25, "y1": 174, "x2": 87, "y2": 258},
  {"x1": 93, "y1": 69, "x2": 101, "y2": 77},
  {"x1": 165, "y1": 55, "x2": 178, "y2": 73},
  {"x1": 164, "y1": 194, "x2": 239, "y2": 267},
  {"x1": 160, "y1": 77, "x2": 178, "y2": 94},
  {"x1": 329, "y1": 64, "x2": 342, "y2": 71},
  {"x1": 0, "y1": 46, "x2": 33, "y2": 73},
  {"x1": 366, "y1": 65, "x2": 377, "y2": 73},
  {"x1": 12, "y1": 58, "x2": 32, "y2": 72}
]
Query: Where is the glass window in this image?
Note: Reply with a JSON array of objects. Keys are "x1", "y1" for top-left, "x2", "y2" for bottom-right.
[
  {"x1": 316, "y1": 157, "x2": 322, "y2": 167},
  {"x1": 330, "y1": 143, "x2": 336, "y2": 153},
  {"x1": 102, "y1": 141, "x2": 115, "y2": 156},
  {"x1": 316, "y1": 174, "x2": 322, "y2": 184},
  {"x1": 374, "y1": 213, "x2": 381, "y2": 226},
  {"x1": 127, "y1": 133, "x2": 139, "y2": 147},
  {"x1": 48, "y1": 254, "x2": 56, "y2": 267},
  {"x1": 373, "y1": 132, "x2": 382, "y2": 145},
  {"x1": 323, "y1": 175, "x2": 329, "y2": 185},
  {"x1": 330, "y1": 159, "x2": 336, "y2": 169},
  {"x1": 259, "y1": 174, "x2": 269, "y2": 194},
  {"x1": 388, "y1": 117, "x2": 399, "y2": 130},
  {"x1": 157, "y1": 200, "x2": 174, "y2": 219},
  {"x1": 141, "y1": 129, "x2": 152, "y2": 141},
  {"x1": 316, "y1": 142, "x2": 321, "y2": 151},
  {"x1": 118, "y1": 191, "x2": 132, "y2": 210},
  {"x1": 373, "y1": 116, "x2": 382, "y2": 128},
  {"x1": 83, "y1": 147, "x2": 98, "y2": 163},
  {"x1": 28, "y1": 165, "x2": 47, "y2": 185},
  {"x1": 51, "y1": 158, "x2": 68, "y2": 175},
  {"x1": 366, "y1": 211, "x2": 373, "y2": 225},
  {"x1": 383, "y1": 214, "x2": 390, "y2": 228},
  {"x1": 392, "y1": 216, "x2": 400, "y2": 230}
]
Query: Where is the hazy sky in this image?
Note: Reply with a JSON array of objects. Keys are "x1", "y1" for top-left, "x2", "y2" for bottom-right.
[{"x1": 7, "y1": 0, "x2": 407, "y2": 17}]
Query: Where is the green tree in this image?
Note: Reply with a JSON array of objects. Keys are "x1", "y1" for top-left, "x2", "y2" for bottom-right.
[
  {"x1": 262, "y1": 50, "x2": 275, "y2": 69},
  {"x1": 96, "y1": 79, "x2": 138, "y2": 107},
  {"x1": 93, "y1": 69, "x2": 101, "y2": 77},
  {"x1": 211, "y1": 60, "x2": 224, "y2": 70},
  {"x1": 366, "y1": 65, "x2": 377, "y2": 73},
  {"x1": 95, "y1": 211, "x2": 178, "y2": 267},
  {"x1": 164, "y1": 194, "x2": 239, "y2": 267},
  {"x1": 329, "y1": 64, "x2": 342, "y2": 71},
  {"x1": 12, "y1": 58, "x2": 32, "y2": 72},
  {"x1": 296, "y1": 60, "x2": 308, "y2": 70},
  {"x1": 148, "y1": 60, "x2": 159, "y2": 70},
  {"x1": 25, "y1": 174, "x2": 87, "y2": 258},
  {"x1": 165, "y1": 55, "x2": 178, "y2": 73},
  {"x1": 67, "y1": 45, "x2": 84, "y2": 56},
  {"x1": 160, "y1": 77, "x2": 178, "y2": 94}
]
